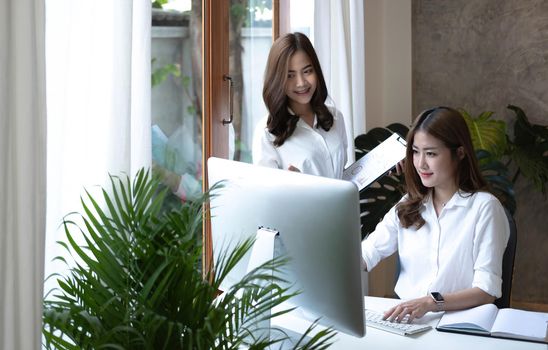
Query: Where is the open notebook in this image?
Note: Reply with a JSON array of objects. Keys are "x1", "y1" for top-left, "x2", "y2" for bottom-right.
[
  {"x1": 436, "y1": 303, "x2": 548, "y2": 344},
  {"x1": 343, "y1": 133, "x2": 407, "y2": 191}
]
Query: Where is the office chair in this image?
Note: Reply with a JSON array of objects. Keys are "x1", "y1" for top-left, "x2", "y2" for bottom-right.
[{"x1": 495, "y1": 209, "x2": 517, "y2": 308}]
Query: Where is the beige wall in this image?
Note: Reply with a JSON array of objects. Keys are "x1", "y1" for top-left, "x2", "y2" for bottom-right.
[
  {"x1": 364, "y1": 0, "x2": 412, "y2": 131},
  {"x1": 364, "y1": 0, "x2": 412, "y2": 298}
]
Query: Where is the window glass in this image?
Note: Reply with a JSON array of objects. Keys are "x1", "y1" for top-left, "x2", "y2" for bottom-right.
[
  {"x1": 151, "y1": 0, "x2": 203, "y2": 204},
  {"x1": 228, "y1": 0, "x2": 273, "y2": 163}
]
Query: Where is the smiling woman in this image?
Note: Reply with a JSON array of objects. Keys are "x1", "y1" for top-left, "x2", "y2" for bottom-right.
[
  {"x1": 252, "y1": 32, "x2": 349, "y2": 179},
  {"x1": 361, "y1": 107, "x2": 510, "y2": 324},
  {"x1": 412, "y1": 130, "x2": 464, "y2": 215}
]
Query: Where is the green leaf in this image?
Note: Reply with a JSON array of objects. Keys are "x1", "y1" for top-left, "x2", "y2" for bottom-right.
[
  {"x1": 44, "y1": 167, "x2": 334, "y2": 349},
  {"x1": 460, "y1": 108, "x2": 508, "y2": 157},
  {"x1": 151, "y1": 63, "x2": 181, "y2": 87}
]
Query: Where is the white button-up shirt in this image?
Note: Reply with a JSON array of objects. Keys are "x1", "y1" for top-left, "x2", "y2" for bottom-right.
[
  {"x1": 361, "y1": 191, "x2": 510, "y2": 299},
  {"x1": 252, "y1": 107, "x2": 348, "y2": 179}
]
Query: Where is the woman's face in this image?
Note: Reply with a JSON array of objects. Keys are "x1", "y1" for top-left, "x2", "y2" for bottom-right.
[
  {"x1": 412, "y1": 130, "x2": 460, "y2": 192},
  {"x1": 285, "y1": 50, "x2": 317, "y2": 111}
]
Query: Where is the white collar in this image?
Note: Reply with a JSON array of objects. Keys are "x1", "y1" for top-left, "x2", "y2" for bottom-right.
[{"x1": 288, "y1": 107, "x2": 318, "y2": 128}]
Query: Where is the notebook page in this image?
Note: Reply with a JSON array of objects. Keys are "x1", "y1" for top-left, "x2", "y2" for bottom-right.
[
  {"x1": 437, "y1": 303, "x2": 498, "y2": 333},
  {"x1": 492, "y1": 308, "x2": 548, "y2": 339}
]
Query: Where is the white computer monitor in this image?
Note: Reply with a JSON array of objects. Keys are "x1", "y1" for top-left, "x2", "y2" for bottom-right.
[{"x1": 207, "y1": 157, "x2": 365, "y2": 337}]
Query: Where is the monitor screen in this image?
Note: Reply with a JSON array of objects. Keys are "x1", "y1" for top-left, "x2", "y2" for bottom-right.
[{"x1": 207, "y1": 157, "x2": 365, "y2": 337}]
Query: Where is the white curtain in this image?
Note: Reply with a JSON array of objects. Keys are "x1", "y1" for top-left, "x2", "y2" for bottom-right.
[
  {"x1": 314, "y1": 0, "x2": 366, "y2": 164},
  {"x1": 313, "y1": 0, "x2": 367, "y2": 294},
  {"x1": 0, "y1": 0, "x2": 47, "y2": 348},
  {"x1": 43, "y1": 0, "x2": 151, "y2": 306}
]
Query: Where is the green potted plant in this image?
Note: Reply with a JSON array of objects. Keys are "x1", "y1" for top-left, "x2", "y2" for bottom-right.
[
  {"x1": 42, "y1": 169, "x2": 335, "y2": 349},
  {"x1": 461, "y1": 105, "x2": 548, "y2": 196}
]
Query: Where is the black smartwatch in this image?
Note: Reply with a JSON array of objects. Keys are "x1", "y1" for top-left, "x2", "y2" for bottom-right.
[{"x1": 430, "y1": 292, "x2": 445, "y2": 312}]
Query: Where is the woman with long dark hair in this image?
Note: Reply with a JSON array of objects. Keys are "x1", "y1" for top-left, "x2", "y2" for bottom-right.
[
  {"x1": 252, "y1": 32, "x2": 348, "y2": 178},
  {"x1": 362, "y1": 107, "x2": 509, "y2": 323}
]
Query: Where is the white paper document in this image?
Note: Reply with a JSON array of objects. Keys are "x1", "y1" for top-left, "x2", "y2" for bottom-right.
[{"x1": 343, "y1": 133, "x2": 407, "y2": 191}]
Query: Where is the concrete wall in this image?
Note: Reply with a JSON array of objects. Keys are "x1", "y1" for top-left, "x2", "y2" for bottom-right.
[{"x1": 413, "y1": 0, "x2": 548, "y2": 310}]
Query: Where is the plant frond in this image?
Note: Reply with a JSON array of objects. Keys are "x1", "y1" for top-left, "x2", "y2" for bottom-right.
[
  {"x1": 460, "y1": 108, "x2": 507, "y2": 158},
  {"x1": 43, "y1": 167, "x2": 335, "y2": 349}
]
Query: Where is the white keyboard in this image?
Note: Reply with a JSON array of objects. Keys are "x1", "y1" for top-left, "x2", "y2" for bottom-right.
[{"x1": 365, "y1": 309, "x2": 432, "y2": 336}]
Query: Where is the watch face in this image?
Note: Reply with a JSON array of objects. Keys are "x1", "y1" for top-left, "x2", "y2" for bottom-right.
[{"x1": 431, "y1": 292, "x2": 444, "y2": 302}]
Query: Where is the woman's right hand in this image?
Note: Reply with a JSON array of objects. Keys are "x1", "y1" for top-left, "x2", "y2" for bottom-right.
[
  {"x1": 389, "y1": 159, "x2": 405, "y2": 176},
  {"x1": 288, "y1": 165, "x2": 301, "y2": 173}
]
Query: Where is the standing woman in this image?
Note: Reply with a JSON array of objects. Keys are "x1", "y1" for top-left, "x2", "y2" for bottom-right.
[
  {"x1": 252, "y1": 32, "x2": 348, "y2": 179},
  {"x1": 361, "y1": 107, "x2": 510, "y2": 322}
]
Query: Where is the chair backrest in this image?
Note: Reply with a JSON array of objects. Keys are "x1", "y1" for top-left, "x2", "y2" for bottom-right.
[{"x1": 495, "y1": 209, "x2": 517, "y2": 308}]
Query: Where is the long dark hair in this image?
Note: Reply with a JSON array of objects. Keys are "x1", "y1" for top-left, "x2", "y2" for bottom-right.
[
  {"x1": 262, "y1": 32, "x2": 333, "y2": 146},
  {"x1": 397, "y1": 107, "x2": 488, "y2": 229}
]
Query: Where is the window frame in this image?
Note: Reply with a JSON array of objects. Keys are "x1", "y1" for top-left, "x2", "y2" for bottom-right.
[{"x1": 201, "y1": 0, "x2": 290, "y2": 275}]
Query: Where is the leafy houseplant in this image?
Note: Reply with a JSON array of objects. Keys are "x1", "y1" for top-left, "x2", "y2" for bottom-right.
[
  {"x1": 42, "y1": 169, "x2": 334, "y2": 349},
  {"x1": 355, "y1": 105, "x2": 547, "y2": 239},
  {"x1": 461, "y1": 105, "x2": 548, "y2": 196}
]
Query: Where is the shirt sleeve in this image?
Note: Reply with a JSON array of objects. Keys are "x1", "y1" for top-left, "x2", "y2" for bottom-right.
[
  {"x1": 361, "y1": 204, "x2": 400, "y2": 271},
  {"x1": 471, "y1": 197, "x2": 510, "y2": 298},
  {"x1": 252, "y1": 118, "x2": 282, "y2": 169},
  {"x1": 335, "y1": 108, "x2": 349, "y2": 167}
]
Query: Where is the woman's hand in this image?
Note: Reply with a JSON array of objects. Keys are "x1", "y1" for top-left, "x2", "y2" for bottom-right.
[
  {"x1": 383, "y1": 296, "x2": 434, "y2": 323},
  {"x1": 383, "y1": 288, "x2": 496, "y2": 323},
  {"x1": 395, "y1": 159, "x2": 405, "y2": 175},
  {"x1": 388, "y1": 159, "x2": 405, "y2": 176},
  {"x1": 288, "y1": 165, "x2": 301, "y2": 172}
]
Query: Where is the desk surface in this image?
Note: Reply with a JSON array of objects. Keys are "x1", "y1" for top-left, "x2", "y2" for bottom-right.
[{"x1": 272, "y1": 296, "x2": 547, "y2": 350}]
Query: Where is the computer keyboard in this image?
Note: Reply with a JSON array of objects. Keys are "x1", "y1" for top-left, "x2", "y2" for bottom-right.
[{"x1": 365, "y1": 309, "x2": 432, "y2": 336}]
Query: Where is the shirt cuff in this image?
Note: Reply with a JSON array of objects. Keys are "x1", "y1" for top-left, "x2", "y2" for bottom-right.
[
  {"x1": 361, "y1": 239, "x2": 382, "y2": 272},
  {"x1": 472, "y1": 269, "x2": 502, "y2": 298}
]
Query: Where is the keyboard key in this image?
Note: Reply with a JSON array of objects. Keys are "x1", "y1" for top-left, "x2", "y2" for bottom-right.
[{"x1": 365, "y1": 309, "x2": 432, "y2": 336}]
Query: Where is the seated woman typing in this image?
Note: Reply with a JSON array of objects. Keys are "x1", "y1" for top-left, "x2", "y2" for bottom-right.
[{"x1": 361, "y1": 106, "x2": 509, "y2": 323}]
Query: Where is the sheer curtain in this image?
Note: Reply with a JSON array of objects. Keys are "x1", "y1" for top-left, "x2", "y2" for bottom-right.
[
  {"x1": 314, "y1": 0, "x2": 366, "y2": 164},
  {"x1": 0, "y1": 0, "x2": 47, "y2": 348},
  {"x1": 313, "y1": 0, "x2": 367, "y2": 294},
  {"x1": 44, "y1": 0, "x2": 151, "y2": 304}
]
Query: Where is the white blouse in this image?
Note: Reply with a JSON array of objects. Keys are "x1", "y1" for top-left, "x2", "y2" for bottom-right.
[
  {"x1": 252, "y1": 107, "x2": 348, "y2": 179},
  {"x1": 361, "y1": 191, "x2": 510, "y2": 299}
]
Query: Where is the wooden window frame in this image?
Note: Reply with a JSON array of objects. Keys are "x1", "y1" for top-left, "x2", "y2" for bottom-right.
[{"x1": 202, "y1": 0, "x2": 290, "y2": 275}]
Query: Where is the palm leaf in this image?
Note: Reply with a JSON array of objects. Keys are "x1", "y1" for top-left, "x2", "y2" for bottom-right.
[{"x1": 43, "y1": 168, "x2": 335, "y2": 350}]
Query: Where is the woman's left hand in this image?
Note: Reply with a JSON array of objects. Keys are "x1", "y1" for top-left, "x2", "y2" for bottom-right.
[{"x1": 382, "y1": 296, "x2": 434, "y2": 323}]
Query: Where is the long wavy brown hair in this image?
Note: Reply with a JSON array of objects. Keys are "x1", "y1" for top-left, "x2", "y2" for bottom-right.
[
  {"x1": 397, "y1": 107, "x2": 488, "y2": 229},
  {"x1": 262, "y1": 32, "x2": 333, "y2": 146}
]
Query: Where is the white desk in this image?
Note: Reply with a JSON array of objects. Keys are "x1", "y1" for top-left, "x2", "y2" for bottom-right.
[{"x1": 272, "y1": 296, "x2": 547, "y2": 350}]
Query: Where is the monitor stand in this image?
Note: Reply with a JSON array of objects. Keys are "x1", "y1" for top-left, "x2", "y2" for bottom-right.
[{"x1": 244, "y1": 227, "x2": 313, "y2": 347}]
